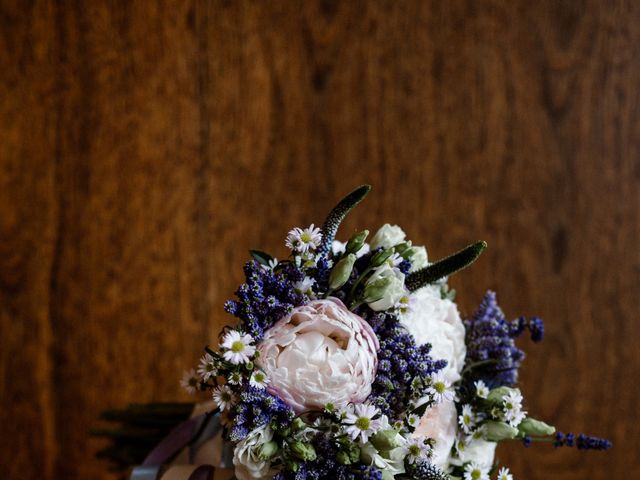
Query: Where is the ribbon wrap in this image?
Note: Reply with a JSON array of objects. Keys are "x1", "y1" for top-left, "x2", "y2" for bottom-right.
[{"x1": 130, "y1": 404, "x2": 234, "y2": 480}]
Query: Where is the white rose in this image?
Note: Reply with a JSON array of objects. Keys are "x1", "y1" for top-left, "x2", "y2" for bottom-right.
[
  {"x1": 256, "y1": 298, "x2": 379, "y2": 413},
  {"x1": 450, "y1": 438, "x2": 497, "y2": 468},
  {"x1": 364, "y1": 264, "x2": 407, "y2": 311},
  {"x1": 409, "y1": 245, "x2": 428, "y2": 272},
  {"x1": 400, "y1": 285, "x2": 466, "y2": 384},
  {"x1": 370, "y1": 224, "x2": 406, "y2": 250},
  {"x1": 233, "y1": 427, "x2": 274, "y2": 480},
  {"x1": 413, "y1": 400, "x2": 458, "y2": 470}
]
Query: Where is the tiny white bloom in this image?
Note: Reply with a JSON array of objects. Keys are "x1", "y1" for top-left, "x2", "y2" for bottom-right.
[
  {"x1": 463, "y1": 461, "x2": 490, "y2": 480},
  {"x1": 285, "y1": 224, "x2": 322, "y2": 254},
  {"x1": 502, "y1": 391, "x2": 526, "y2": 426},
  {"x1": 250, "y1": 370, "x2": 269, "y2": 389},
  {"x1": 220, "y1": 330, "x2": 256, "y2": 364},
  {"x1": 343, "y1": 403, "x2": 381, "y2": 443},
  {"x1": 260, "y1": 257, "x2": 279, "y2": 271},
  {"x1": 212, "y1": 385, "x2": 235, "y2": 411},
  {"x1": 406, "y1": 413, "x2": 421, "y2": 429},
  {"x1": 395, "y1": 294, "x2": 412, "y2": 314},
  {"x1": 497, "y1": 467, "x2": 513, "y2": 480},
  {"x1": 197, "y1": 353, "x2": 217, "y2": 381},
  {"x1": 227, "y1": 371, "x2": 243, "y2": 385},
  {"x1": 406, "y1": 437, "x2": 431, "y2": 464},
  {"x1": 293, "y1": 276, "x2": 316, "y2": 295},
  {"x1": 180, "y1": 369, "x2": 199, "y2": 394},
  {"x1": 459, "y1": 404, "x2": 476, "y2": 434},
  {"x1": 427, "y1": 373, "x2": 455, "y2": 403},
  {"x1": 474, "y1": 380, "x2": 489, "y2": 399}
]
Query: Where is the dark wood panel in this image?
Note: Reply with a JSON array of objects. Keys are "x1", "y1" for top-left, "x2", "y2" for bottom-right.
[{"x1": 0, "y1": 0, "x2": 638, "y2": 478}]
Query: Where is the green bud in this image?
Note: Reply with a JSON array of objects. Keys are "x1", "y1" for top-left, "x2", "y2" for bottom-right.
[
  {"x1": 244, "y1": 361, "x2": 254, "y2": 371},
  {"x1": 370, "y1": 430, "x2": 403, "y2": 451},
  {"x1": 487, "y1": 386, "x2": 519, "y2": 404},
  {"x1": 362, "y1": 276, "x2": 392, "y2": 304},
  {"x1": 290, "y1": 441, "x2": 317, "y2": 461},
  {"x1": 483, "y1": 420, "x2": 519, "y2": 441},
  {"x1": 518, "y1": 418, "x2": 556, "y2": 436},
  {"x1": 336, "y1": 450, "x2": 352, "y2": 465},
  {"x1": 329, "y1": 253, "x2": 357, "y2": 289},
  {"x1": 285, "y1": 459, "x2": 300, "y2": 472},
  {"x1": 370, "y1": 248, "x2": 394, "y2": 267},
  {"x1": 393, "y1": 241, "x2": 412, "y2": 255},
  {"x1": 346, "y1": 230, "x2": 369, "y2": 254},
  {"x1": 325, "y1": 402, "x2": 335, "y2": 413},
  {"x1": 259, "y1": 440, "x2": 279, "y2": 460},
  {"x1": 291, "y1": 418, "x2": 306, "y2": 431}
]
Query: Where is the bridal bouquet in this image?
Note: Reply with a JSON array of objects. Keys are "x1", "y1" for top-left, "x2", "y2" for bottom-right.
[{"x1": 101, "y1": 186, "x2": 610, "y2": 480}]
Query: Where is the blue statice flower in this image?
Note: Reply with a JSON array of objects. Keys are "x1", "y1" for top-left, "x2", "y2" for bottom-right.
[
  {"x1": 224, "y1": 261, "x2": 307, "y2": 341},
  {"x1": 229, "y1": 386, "x2": 294, "y2": 442},
  {"x1": 554, "y1": 432, "x2": 612, "y2": 450},
  {"x1": 463, "y1": 291, "x2": 545, "y2": 388},
  {"x1": 366, "y1": 312, "x2": 446, "y2": 420}
]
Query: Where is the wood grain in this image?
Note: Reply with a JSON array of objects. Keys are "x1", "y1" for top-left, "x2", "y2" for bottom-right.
[{"x1": 1, "y1": 1, "x2": 638, "y2": 478}]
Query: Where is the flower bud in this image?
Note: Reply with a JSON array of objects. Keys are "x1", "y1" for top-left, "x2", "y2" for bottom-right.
[
  {"x1": 518, "y1": 418, "x2": 555, "y2": 436},
  {"x1": 290, "y1": 441, "x2": 317, "y2": 461},
  {"x1": 487, "y1": 386, "x2": 519, "y2": 404},
  {"x1": 483, "y1": 420, "x2": 519, "y2": 441},
  {"x1": 336, "y1": 451, "x2": 352, "y2": 465},
  {"x1": 329, "y1": 254, "x2": 357, "y2": 289},
  {"x1": 370, "y1": 248, "x2": 394, "y2": 268},
  {"x1": 259, "y1": 440, "x2": 279, "y2": 460},
  {"x1": 370, "y1": 430, "x2": 403, "y2": 451},
  {"x1": 346, "y1": 230, "x2": 369, "y2": 254}
]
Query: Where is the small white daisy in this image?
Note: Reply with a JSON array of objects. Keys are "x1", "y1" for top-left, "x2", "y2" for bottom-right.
[
  {"x1": 455, "y1": 437, "x2": 467, "y2": 455},
  {"x1": 212, "y1": 385, "x2": 235, "y2": 411},
  {"x1": 406, "y1": 437, "x2": 431, "y2": 464},
  {"x1": 180, "y1": 369, "x2": 199, "y2": 395},
  {"x1": 463, "y1": 462, "x2": 490, "y2": 480},
  {"x1": 285, "y1": 224, "x2": 322, "y2": 254},
  {"x1": 220, "y1": 330, "x2": 256, "y2": 364},
  {"x1": 250, "y1": 370, "x2": 269, "y2": 389},
  {"x1": 343, "y1": 403, "x2": 381, "y2": 443},
  {"x1": 497, "y1": 467, "x2": 513, "y2": 480},
  {"x1": 406, "y1": 413, "x2": 421, "y2": 429},
  {"x1": 293, "y1": 276, "x2": 316, "y2": 295},
  {"x1": 197, "y1": 353, "x2": 217, "y2": 381},
  {"x1": 395, "y1": 294, "x2": 412, "y2": 314},
  {"x1": 427, "y1": 373, "x2": 455, "y2": 403},
  {"x1": 503, "y1": 391, "x2": 526, "y2": 426},
  {"x1": 474, "y1": 380, "x2": 489, "y2": 399},
  {"x1": 458, "y1": 404, "x2": 476, "y2": 434},
  {"x1": 227, "y1": 371, "x2": 243, "y2": 385}
]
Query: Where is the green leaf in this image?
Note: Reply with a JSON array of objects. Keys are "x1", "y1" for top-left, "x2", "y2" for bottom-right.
[
  {"x1": 317, "y1": 185, "x2": 372, "y2": 257},
  {"x1": 250, "y1": 249, "x2": 274, "y2": 266},
  {"x1": 406, "y1": 240, "x2": 487, "y2": 291}
]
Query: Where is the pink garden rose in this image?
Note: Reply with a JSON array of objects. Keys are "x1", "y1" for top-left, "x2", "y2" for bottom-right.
[{"x1": 256, "y1": 297, "x2": 379, "y2": 413}]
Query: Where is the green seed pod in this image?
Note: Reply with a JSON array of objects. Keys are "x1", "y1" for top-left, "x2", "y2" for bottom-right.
[
  {"x1": 329, "y1": 253, "x2": 357, "y2": 289},
  {"x1": 518, "y1": 418, "x2": 556, "y2": 436},
  {"x1": 345, "y1": 230, "x2": 369, "y2": 254},
  {"x1": 483, "y1": 420, "x2": 519, "y2": 441}
]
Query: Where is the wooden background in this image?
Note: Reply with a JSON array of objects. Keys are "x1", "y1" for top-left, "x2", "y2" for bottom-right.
[{"x1": 1, "y1": 1, "x2": 638, "y2": 478}]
